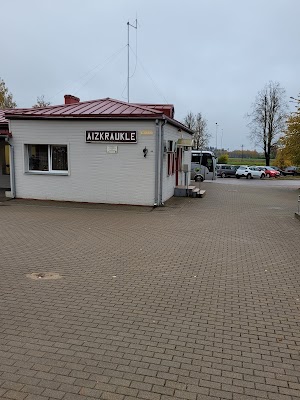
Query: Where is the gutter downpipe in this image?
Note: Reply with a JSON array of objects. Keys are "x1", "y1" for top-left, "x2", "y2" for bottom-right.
[
  {"x1": 8, "y1": 141, "x2": 16, "y2": 199},
  {"x1": 154, "y1": 119, "x2": 160, "y2": 206},
  {"x1": 159, "y1": 118, "x2": 167, "y2": 206}
]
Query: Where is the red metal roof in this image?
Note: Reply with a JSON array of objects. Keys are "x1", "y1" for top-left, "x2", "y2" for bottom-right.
[
  {"x1": 0, "y1": 110, "x2": 8, "y2": 124},
  {"x1": 5, "y1": 98, "x2": 164, "y2": 119},
  {"x1": 4, "y1": 97, "x2": 193, "y2": 134},
  {"x1": 136, "y1": 104, "x2": 175, "y2": 118},
  {"x1": 0, "y1": 130, "x2": 9, "y2": 136},
  {"x1": 0, "y1": 110, "x2": 9, "y2": 135}
]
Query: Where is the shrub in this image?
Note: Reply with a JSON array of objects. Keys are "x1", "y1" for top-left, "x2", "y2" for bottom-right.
[{"x1": 218, "y1": 154, "x2": 229, "y2": 164}]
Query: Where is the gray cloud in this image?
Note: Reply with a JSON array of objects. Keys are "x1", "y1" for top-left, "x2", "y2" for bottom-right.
[{"x1": 2, "y1": 0, "x2": 299, "y2": 149}]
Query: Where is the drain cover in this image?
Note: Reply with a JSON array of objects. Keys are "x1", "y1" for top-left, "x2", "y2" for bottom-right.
[{"x1": 26, "y1": 272, "x2": 62, "y2": 280}]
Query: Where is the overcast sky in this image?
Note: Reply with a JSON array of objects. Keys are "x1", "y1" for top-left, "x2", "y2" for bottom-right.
[{"x1": 2, "y1": 0, "x2": 299, "y2": 150}]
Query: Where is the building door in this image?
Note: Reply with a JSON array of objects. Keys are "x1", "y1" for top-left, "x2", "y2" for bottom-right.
[
  {"x1": 0, "y1": 139, "x2": 10, "y2": 189},
  {"x1": 175, "y1": 147, "x2": 183, "y2": 186}
]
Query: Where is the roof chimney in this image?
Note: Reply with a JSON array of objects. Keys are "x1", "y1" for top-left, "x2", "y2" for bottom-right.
[{"x1": 64, "y1": 94, "x2": 80, "y2": 105}]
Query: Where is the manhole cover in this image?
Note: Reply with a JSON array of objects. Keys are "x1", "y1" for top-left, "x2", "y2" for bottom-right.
[{"x1": 26, "y1": 272, "x2": 62, "y2": 280}]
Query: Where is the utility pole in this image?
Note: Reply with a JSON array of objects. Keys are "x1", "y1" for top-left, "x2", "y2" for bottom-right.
[
  {"x1": 127, "y1": 19, "x2": 137, "y2": 103},
  {"x1": 241, "y1": 144, "x2": 244, "y2": 160},
  {"x1": 215, "y1": 123, "x2": 218, "y2": 154},
  {"x1": 221, "y1": 129, "x2": 223, "y2": 151}
]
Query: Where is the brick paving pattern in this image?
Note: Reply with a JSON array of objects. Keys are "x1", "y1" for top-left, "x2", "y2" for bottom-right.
[{"x1": 0, "y1": 182, "x2": 300, "y2": 400}]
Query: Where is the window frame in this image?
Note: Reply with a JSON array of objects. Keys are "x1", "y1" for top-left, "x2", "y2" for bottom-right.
[
  {"x1": 167, "y1": 152, "x2": 176, "y2": 176},
  {"x1": 25, "y1": 144, "x2": 69, "y2": 175}
]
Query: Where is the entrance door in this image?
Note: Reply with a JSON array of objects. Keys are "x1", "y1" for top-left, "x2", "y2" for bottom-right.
[
  {"x1": 175, "y1": 147, "x2": 183, "y2": 186},
  {"x1": 0, "y1": 139, "x2": 10, "y2": 189}
]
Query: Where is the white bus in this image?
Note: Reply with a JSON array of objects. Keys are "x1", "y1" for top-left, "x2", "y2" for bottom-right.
[{"x1": 191, "y1": 150, "x2": 217, "y2": 181}]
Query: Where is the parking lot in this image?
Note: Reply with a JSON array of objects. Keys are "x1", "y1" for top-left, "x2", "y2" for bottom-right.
[
  {"x1": 213, "y1": 177, "x2": 300, "y2": 187},
  {"x1": 0, "y1": 181, "x2": 300, "y2": 400}
]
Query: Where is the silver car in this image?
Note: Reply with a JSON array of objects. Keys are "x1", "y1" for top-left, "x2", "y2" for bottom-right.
[{"x1": 236, "y1": 166, "x2": 266, "y2": 179}]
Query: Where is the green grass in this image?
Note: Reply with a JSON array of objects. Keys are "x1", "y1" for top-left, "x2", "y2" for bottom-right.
[{"x1": 227, "y1": 158, "x2": 275, "y2": 166}]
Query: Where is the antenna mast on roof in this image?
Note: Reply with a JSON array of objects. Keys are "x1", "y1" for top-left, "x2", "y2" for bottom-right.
[{"x1": 127, "y1": 19, "x2": 137, "y2": 103}]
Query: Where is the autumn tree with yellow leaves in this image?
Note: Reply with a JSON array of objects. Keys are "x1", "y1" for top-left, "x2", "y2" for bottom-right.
[
  {"x1": 275, "y1": 95, "x2": 300, "y2": 167},
  {"x1": 0, "y1": 77, "x2": 17, "y2": 109}
]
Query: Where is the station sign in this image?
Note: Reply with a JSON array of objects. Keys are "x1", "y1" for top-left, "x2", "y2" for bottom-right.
[{"x1": 86, "y1": 131, "x2": 137, "y2": 143}]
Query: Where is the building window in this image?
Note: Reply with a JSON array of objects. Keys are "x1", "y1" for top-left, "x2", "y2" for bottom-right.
[
  {"x1": 51, "y1": 145, "x2": 68, "y2": 171},
  {"x1": 27, "y1": 145, "x2": 68, "y2": 173},
  {"x1": 167, "y1": 153, "x2": 176, "y2": 176}
]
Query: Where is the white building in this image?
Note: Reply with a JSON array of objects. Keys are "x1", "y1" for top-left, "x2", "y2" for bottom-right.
[{"x1": 5, "y1": 96, "x2": 193, "y2": 206}]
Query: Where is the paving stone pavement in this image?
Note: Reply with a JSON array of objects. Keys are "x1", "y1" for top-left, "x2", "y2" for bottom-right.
[{"x1": 0, "y1": 182, "x2": 300, "y2": 400}]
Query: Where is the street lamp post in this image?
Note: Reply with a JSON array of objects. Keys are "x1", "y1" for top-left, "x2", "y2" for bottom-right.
[
  {"x1": 215, "y1": 123, "x2": 218, "y2": 154},
  {"x1": 221, "y1": 129, "x2": 223, "y2": 151}
]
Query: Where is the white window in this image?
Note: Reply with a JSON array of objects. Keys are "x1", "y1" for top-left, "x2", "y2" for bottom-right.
[{"x1": 27, "y1": 145, "x2": 68, "y2": 173}]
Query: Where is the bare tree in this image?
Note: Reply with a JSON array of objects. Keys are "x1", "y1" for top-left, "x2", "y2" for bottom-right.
[
  {"x1": 247, "y1": 81, "x2": 287, "y2": 165},
  {"x1": 183, "y1": 112, "x2": 210, "y2": 149},
  {"x1": 0, "y1": 77, "x2": 17, "y2": 109},
  {"x1": 33, "y1": 95, "x2": 51, "y2": 108}
]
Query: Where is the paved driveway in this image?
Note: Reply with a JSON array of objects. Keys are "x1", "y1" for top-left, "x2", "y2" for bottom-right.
[
  {"x1": 0, "y1": 182, "x2": 300, "y2": 400},
  {"x1": 212, "y1": 177, "x2": 300, "y2": 188}
]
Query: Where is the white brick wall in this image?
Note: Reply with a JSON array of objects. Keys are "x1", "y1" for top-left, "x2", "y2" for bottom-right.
[
  {"x1": 162, "y1": 123, "x2": 191, "y2": 203},
  {"x1": 11, "y1": 120, "x2": 157, "y2": 205}
]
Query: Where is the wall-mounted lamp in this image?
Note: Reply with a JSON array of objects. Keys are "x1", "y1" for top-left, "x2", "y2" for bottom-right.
[{"x1": 143, "y1": 146, "x2": 148, "y2": 158}]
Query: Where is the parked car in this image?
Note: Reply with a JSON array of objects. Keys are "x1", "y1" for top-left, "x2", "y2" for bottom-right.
[
  {"x1": 257, "y1": 166, "x2": 280, "y2": 178},
  {"x1": 267, "y1": 167, "x2": 281, "y2": 177},
  {"x1": 236, "y1": 166, "x2": 265, "y2": 179},
  {"x1": 270, "y1": 166, "x2": 284, "y2": 175},
  {"x1": 217, "y1": 164, "x2": 239, "y2": 178},
  {"x1": 282, "y1": 166, "x2": 300, "y2": 176}
]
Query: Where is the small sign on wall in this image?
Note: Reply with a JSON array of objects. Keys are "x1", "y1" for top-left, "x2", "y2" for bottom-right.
[
  {"x1": 107, "y1": 145, "x2": 118, "y2": 154},
  {"x1": 140, "y1": 130, "x2": 153, "y2": 135}
]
